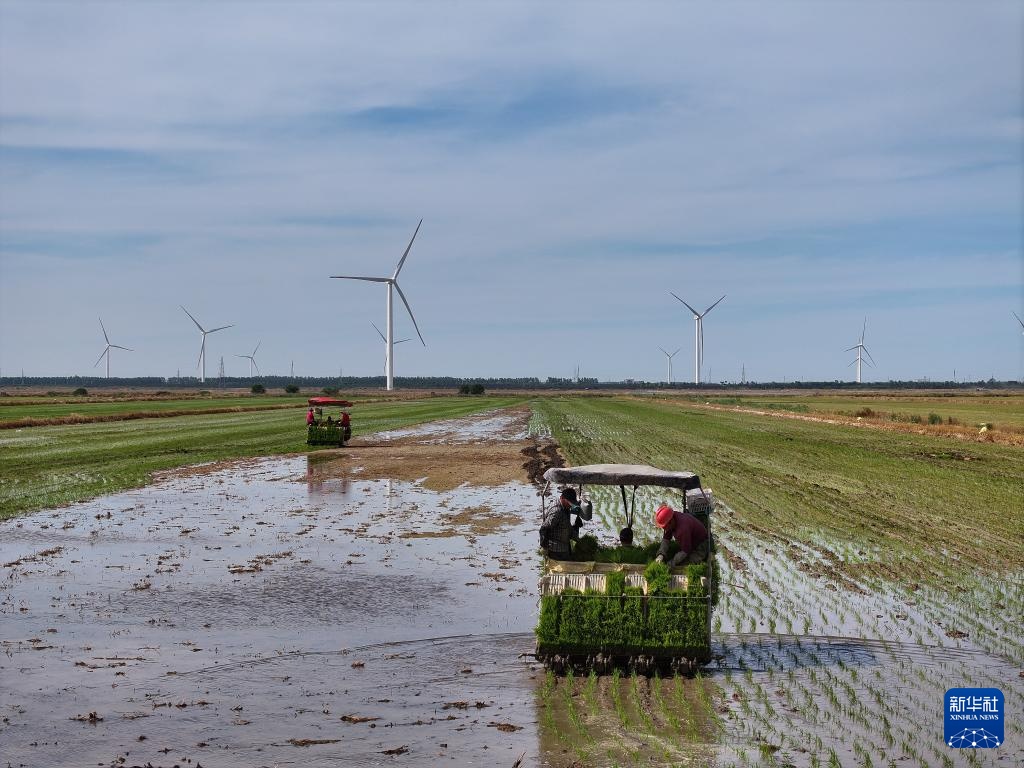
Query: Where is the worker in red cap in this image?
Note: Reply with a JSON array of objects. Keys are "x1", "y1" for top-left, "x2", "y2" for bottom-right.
[{"x1": 654, "y1": 503, "x2": 709, "y2": 566}]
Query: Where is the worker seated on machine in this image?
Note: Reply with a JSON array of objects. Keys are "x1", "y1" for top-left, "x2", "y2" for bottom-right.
[
  {"x1": 539, "y1": 488, "x2": 593, "y2": 559},
  {"x1": 654, "y1": 503, "x2": 709, "y2": 566}
]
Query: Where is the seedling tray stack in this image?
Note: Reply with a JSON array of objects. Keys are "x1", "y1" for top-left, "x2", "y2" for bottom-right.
[
  {"x1": 535, "y1": 558, "x2": 713, "y2": 675},
  {"x1": 306, "y1": 423, "x2": 348, "y2": 446}
]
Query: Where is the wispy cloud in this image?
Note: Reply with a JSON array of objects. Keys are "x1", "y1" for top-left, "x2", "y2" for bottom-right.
[{"x1": 0, "y1": 2, "x2": 1020, "y2": 381}]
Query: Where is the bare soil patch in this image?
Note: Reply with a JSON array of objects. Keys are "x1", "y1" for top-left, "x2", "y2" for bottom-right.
[{"x1": 315, "y1": 442, "x2": 533, "y2": 491}]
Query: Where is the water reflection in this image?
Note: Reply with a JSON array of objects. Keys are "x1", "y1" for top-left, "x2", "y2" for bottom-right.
[{"x1": 305, "y1": 453, "x2": 354, "y2": 498}]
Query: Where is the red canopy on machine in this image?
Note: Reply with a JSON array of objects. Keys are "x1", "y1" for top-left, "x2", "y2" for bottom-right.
[{"x1": 307, "y1": 397, "x2": 353, "y2": 407}]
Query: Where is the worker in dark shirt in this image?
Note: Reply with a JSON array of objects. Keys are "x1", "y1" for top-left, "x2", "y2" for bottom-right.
[
  {"x1": 654, "y1": 503, "x2": 709, "y2": 566},
  {"x1": 540, "y1": 488, "x2": 593, "y2": 559}
]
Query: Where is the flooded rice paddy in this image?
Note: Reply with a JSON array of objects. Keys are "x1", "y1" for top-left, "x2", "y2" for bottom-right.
[{"x1": 2, "y1": 408, "x2": 1021, "y2": 767}]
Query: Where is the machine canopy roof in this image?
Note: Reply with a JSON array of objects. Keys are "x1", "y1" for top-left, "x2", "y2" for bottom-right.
[
  {"x1": 543, "y1": 464, "x2": 701, "y2": 490},
  {"x1": 307, "y1": 397, "x2": 353, "y2": 407}
]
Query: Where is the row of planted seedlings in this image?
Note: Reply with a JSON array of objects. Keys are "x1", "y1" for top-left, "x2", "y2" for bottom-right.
[
  {"x1": 712, "y1": 506, "x2": 1019, "y2": 768},
  {"x1": 537, "y1": 665, "x2": 724, "y2": 766},
  {"x1": 537, "y1": 558, "x2": 712, "y2": 672}
]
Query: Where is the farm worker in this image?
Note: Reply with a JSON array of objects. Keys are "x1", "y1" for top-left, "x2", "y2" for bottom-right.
[
  {"x1": 340, "y1": 410, "x2": 352, "y2": 440},
  {"x1": 306, "y1": 408, "x2": 315, "y2": 426},
  {"x1": 539, "y1": 488, "x2": 593, "y2": 559},
  {"x1": 654, "y1": 504, "x2": 709, "y2": 566}
]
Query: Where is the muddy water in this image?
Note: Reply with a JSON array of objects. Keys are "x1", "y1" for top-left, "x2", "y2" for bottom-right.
[{"x1": 1, "y1": 412, "x2": 550, "y2": 767}]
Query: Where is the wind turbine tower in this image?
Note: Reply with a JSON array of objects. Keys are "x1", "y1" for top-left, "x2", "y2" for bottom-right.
[
  {"x1": 658, "y1": 347, "x2": 680, "y2": 384},
  {"x1": 331, "y1": 220, "x2": 426, "y2": 390},
  {"x1": 669, "y1": 293, "x2": 725, "y2": 384},
  {"x1": 94, "y1": 318, "x2": 132, "y2": 379},
  {"x1": 236, "y1": 342, "x2": 261, "y2": 378},
  {"x1": 181, "y1": 306, "x2": 233, "y2": 384},
  {"x1": 846, "y1": 318, "x2": 875, "y2": 383},
  {"x1": 372, "y1": 323, "x2": 410, "y2": 377}
]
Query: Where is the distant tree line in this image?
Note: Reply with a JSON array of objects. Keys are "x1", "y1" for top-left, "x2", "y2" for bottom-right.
[{"x1": 0, "y1": 375, "x2": 1019, "y2": 392}]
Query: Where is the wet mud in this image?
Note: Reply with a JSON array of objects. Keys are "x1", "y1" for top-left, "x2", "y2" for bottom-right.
[{"x1": 1, "y1": 409, "x2": 550, "y2": 767}]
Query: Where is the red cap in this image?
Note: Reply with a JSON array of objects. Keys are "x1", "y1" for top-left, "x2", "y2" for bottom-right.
[{"x1": 655, "y1": 504, "x2": 674, "y2": 528}]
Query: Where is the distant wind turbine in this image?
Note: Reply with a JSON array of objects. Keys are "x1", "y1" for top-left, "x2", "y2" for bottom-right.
[
  {"x1": 846, "y1": 317, "x2": 875, "y2": 383},
  {"x1": 331, "y1": 220, "x2": 426, "y2": 390},
  {"x1": 670, "y1": 293, "x2": 725, "y2": 384},
  {"x1": 94, "y1": 318, "x2": 132, "y2": 379},
  {"x1": 1015, "y1": 312, "x2": 1024, "y2": 334},
  {"x1": 181, "y1": 306, "x2": 233, "y2": 384},
  {"x1": 236, "y1": 341, "x2": 261, "y2": 377},
  {"x1": 658, "y1": 347, "x2": 680, "y2": 384},
  {"x1": 372, "y1": 322, "x2": 411, "y2": 377}
]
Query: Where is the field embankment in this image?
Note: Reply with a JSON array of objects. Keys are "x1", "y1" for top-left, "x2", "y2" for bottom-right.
[
  {"x1": 663, "y1": 390, "x2": 1024, "y2": 444},
  {"x1": 0, "y1": 395, "x2": 524, "y2": 519}
]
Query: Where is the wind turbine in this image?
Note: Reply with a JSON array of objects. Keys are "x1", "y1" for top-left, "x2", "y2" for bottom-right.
[
  {"x1": 670, "y1": 293, "x2": 725, "y2": 384},
  {"x1": 236, "y1": 342, "x2": 261, "y2": 377},
  {"x1": 658, "y1": 347, "x2": 680, "y2": 384},
  {"x1": 181, "y1": 306, "x2": 233, "y2": 384},
  {"x1": 372, "y1": 323, "x2": 410, "y2": 377},
  {"x1": 331, "y1": 219, "x2": 426, "y2": 391},
  {"x1": 94, "y1": 318, "x2": 132, "y2": 379},
  {"x1": 846, "y1": 317, "x2": 875, "y2": 383},
  {"x1": 1015, "y1": 312, "x2": 1024, "y2": 335}
]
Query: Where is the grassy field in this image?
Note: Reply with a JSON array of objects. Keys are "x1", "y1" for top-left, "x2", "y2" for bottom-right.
[
  {"x1": 532, "y1": 396, "x2": 1024, "y2": 574},
  {"x1": 0, "y1": 395, "x2": 523, "y2": 519},
  {"x1": 0, "y1": 394, "x2": 312, "y2": 423},
  {"x1": 673, "y1": 390, "x2": 1024, "y2": 429}
]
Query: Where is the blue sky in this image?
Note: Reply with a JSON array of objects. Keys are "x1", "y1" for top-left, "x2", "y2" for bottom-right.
[{"x1": 1, "y1": 2, "x2": 1021, "y2": 382}]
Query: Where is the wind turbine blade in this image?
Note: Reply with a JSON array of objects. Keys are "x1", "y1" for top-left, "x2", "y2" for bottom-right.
[
  {"x1": 181, "y1": 306, "x2": 205, "y2": 332},
  {"x1": 207, "y1": 324, "x2": 233, "y2": 334},
  {"x1": 99, "y1": 317, "x2": 110, "y2": 344},
  {"x1": 671, "y1": 348, "x2": 680, "y2": 357},
  {"x1": 111, "y1": 345, "x2": 133, "y2": 351},
  {"x1": 253, "y1": 341, "x2": 261, "y2": 356},
  {"x1": 863, "y1": 347, "x2": 876, "y2": 365},
  {"x1": 330, "y1": 275, "x2": 390, "y2": 283},
  {"x1": 392, "y1": 218, "x2": 423, "y2": 279},
  {"x1": 94, "y1": 348, "x2": 108, "y2": 367},
  {"x1": 844, "y1": 345, "x2": 860, "y2": 352},
  {"x1": 669, "y1": 292, "x2": 700, "y2": 316},
  {"x1": 371, "y1": 322, "x2": 387, "y2": 342},
  {"x1": 1015, "y1": 311, "x2": 1024, "y2": 329},
  {"x1": 658, "y1": 347, "x2": 669, "y2": 356},
  {"x1": 395, "y1": 338, "x2": 412, "y2": 344},
  {"x1": 393, "y1": 282, "x2": 425, "y2": 346},
  {"x1": 197, "y1": 339, "x2": 205, "y2": 368},
  {"x1": 253, "y1": 359, "x2": 260, "y2": 374},
  {"x1": 848, "y1": 359, "x2": 858, "y2": 367},
  {"x1": 702, "y1": 294, "x2": 726, "y2": 316},
  {"x1": 861, "y1": 317, "x2": 867, "y2": 344},
  {"x1": 235, "y1": 355, "x2": 248, "y2": 359}
]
